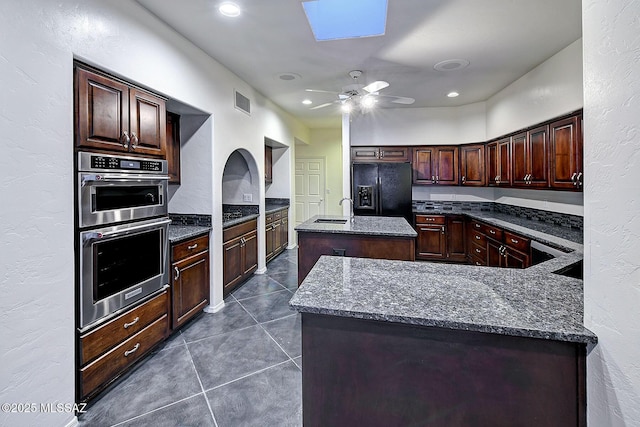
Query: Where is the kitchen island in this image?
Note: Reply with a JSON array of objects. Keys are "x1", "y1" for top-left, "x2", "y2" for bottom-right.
[
  {"x1": 295, "y1": 215, "x2": 417, "y2": 285},
  {"x1": 290, "y1": 237, "x2": 596, "y2": 426}
]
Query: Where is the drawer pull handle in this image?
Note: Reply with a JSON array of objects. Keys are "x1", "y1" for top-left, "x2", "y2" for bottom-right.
[
  {"x1": 475, "y1": 248, "x2": 481, "y2": 253},
  {"x1": 188, "y1": 243, "x2": 198, "y2": 250},
  {"x1": 475, "y1": 235, "x2": 481, "y2": 240},
  {"x1": 174, "y1": 266, "x2": 180, "y2": 281},
  {"x1": 489, "y1": 230, "x2": 496, "y2": 235},
  {"x1": 511, "y1": 238, "x2": 519, "y2": 244},
  {"x1": 123, "y1": 317, "x2": 139, "y2": 329},
  {"x1": 124, "y1": 343, "x2": 140, "y2": 357},
  {"x1": 476, "y1": 262, "x2": 482, "y2": 266},
  {"x1": 475, "y1": 224, "x2": 481, "y2": 228}
]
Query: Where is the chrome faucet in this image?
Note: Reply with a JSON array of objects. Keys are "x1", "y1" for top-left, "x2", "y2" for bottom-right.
[{"x1": 339, "y1": 197, "x2": 355, "y2": 223}]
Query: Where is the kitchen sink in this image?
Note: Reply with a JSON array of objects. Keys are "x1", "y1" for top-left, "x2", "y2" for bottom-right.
[
  {"x1": 553, "y1": 260, "x2": 583, "y2": 280},
  {"x1": 314, "y1": 218, "x2": 348, "y2": 224}
]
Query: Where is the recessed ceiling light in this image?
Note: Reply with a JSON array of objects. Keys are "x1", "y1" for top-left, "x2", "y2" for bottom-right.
[
  {"x1": 447, "y1": 91, "x2": 459, "y2": 98},
  {"x1": 434, "y1": 59, "x2": 470, "y2": 72},
  {"x1": 219, "y1": 2, "x2": 241, "y2": 17},
  {"x1": 302, "y1": 99, "x2": 312, "y2": 105},
  {"x1": 276, "y1": 72, "x2": 301, "y2": 81}
]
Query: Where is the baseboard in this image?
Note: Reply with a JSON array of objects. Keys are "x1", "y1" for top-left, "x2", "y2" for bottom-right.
[
  {"x1": 204, "y1": 300, "x2": 225, "y2": 313},
  {"x1": 64, "y1": 416, "x2": 79, "y2": 427},
  {"x1": 255, "y1": 267, "x2": 267, "y2": 274},
  {"x1": 287, "y1": 244, "x2": 297, "y2": 250}
]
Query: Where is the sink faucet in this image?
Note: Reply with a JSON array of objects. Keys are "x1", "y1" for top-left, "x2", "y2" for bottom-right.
[{"x1": 339, "y1": 197, "x2": 355, "y2": 223}]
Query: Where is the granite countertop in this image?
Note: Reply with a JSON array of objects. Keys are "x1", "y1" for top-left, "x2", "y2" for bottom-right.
[
  {"x1": 265, "y1": 203, "x2": 289, "y2": 214},
  {"x1": 223, "y1": 213, "x2": 260, "y2": 229},
  {"x1": 168, "y1": 224, "x2": 211, "y2": 243},
  {"x1": 295, "y1": 215, "x2": 417, "y2": 238}
]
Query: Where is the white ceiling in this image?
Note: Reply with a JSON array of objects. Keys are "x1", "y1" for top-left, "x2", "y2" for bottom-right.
[{"x1": 136, "y1": 0, "x2": 582, "y2": 128}]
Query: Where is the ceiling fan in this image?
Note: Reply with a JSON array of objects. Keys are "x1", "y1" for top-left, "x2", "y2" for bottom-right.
[{"x1": 306, "y1": 70, "x2": 415, "y2": 112}]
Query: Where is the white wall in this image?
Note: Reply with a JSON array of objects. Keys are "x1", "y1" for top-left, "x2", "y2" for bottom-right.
[
  {"x1": 0, "y1": 1, "x2": 308, "y2": 426},
  {"x1": 266, "y1": 146, "x2": 293, "y2": 198},
  {"x1": 222, "y1": 151, "x2": 259, "y2": 205},
  {"x1": 486, "y1": 39, "x2": 584, "y2": 139},
  {"x1": 583, "y1": 0, "x2": 640, "y2": 425}
]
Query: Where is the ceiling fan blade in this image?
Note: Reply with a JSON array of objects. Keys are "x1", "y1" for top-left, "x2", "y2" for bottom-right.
[
  {"x1": 390, "y1": 97, "x2": 415, "y2": 104},
  {"x1": 363, "y1": 80, "x2": 389, "y2": 93},
  {"x1": 309, "y1": 102, "x2": 334, "y2": 110},
  {"x1": 305, "y1": 89, "x2": 340, "y2": 95}
]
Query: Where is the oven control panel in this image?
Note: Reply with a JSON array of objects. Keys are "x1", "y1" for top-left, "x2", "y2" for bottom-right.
[{"x1": 79, "y1": 152, "x2": 167, "y2": 174}]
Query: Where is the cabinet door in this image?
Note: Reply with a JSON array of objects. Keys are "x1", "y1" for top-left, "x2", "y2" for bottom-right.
[
  {"x1": 504, "y1": 248, "x2": 530, "y2": 269},
  {"x1": 416, "y1": 224, "x2": 446, "y2": 260},
  {"x1": 75, "y1": 67, "x2": 130, "y2": 152},
  {"x1": 497, "y1": 137, "x2": 512, "y2": 186},
  {"x1": 511, "y1": 132, "x2": 528, "y2": 186},
  {"x1": 266, "y1": 222, "x2": 275, "y2": 261},
  {"x1": 351, "y1": 146, "x2": 381, "y2": 162},
  {"x1": 527, "y1": 125, "x2": 549, "y2": 187},
  {"x1": 280, "y1": 215, "x2": 289, "y2": 251},
  {"x1": 486, "y1": 142, "x2": 498, "y2": 186},
  {"x1": 378, "y1": 146, "x2": 410, "y2": 162},
  {"x1": 446, "y1": 216, "x2": 466, "y2": 262},
  {"x1": 460, "y1": 144, "x2": 485, "y2": 186},
  {"x1": 223, "y1": 237, "x2": 243, "y2": 295},
  {"x1": 412, "y1": 147, "x2": 436, "y2": 184},
  {"x1": 242, "y1": 230, "x2": 258, "y2": 275},
  {"x1": 129, "y1": 88, "x2": 167, "y2": 157},
  {"x1": 435, "y1": 146, "x2": 459, "y2": 185},
  {"x1": 166, "y1": 112, "x2": 181, "y2": 184},
  {"x1": 486, "y1": 238, "x2": 503, "y2": 267},
  {"x1": 265, "y1": 146, "x2": 273, "y2": 183},
  {"x1": 272, "y1": 220, "x2": 282, "y2": 253},
  {"x1": 172, "y1": 251, "x2": 209, "y2": 329},
  {"x1": 549, "y1": 116, "x2": 581, "y2": 190}
]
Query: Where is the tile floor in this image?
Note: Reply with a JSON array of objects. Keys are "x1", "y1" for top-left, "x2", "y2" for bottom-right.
[{"x1": 79, "y1": 249, "x2": 302, "y2": 427}]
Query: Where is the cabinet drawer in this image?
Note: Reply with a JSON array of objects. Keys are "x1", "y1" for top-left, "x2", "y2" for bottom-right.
[
  {"x1": 265, "y1": 213, "x2": 274, "y2": 224},
  {"x1": 223, "y1": 219, "x2": 257, "y2": 242},
  {"x1": 469, "y1": 243, "x2": 487, "y2": 260},
  {"x1": 470, "y1": 221, "x2": 483, "y2": 231},
  {"x1": 273, "y1": 210, "x2": 282, "y2": 220},
  {"x1": 503, "y1": 231, "x2": 530, "y2": 252},
  {"x1": 80, "y1": 314, "x2": 168, "y2": 399},
  {"x1": 80, "y1": 290, "x2": 168, "y2": 364},
  {"x1": 415, "y1": 215, "x2": 446, "y2": 225},
  {"x1": 470, "y1": 255, "x2": 487, "y2": 266},
  {"x1": 479, "y1": 223, "x2": 503, "y2": 240},
  {"x1": 469, "y1": 232, "x2": 487, "y2": 246},
  {"x1": 172, "y1": 234, "x2": 209, "y2": 260}
]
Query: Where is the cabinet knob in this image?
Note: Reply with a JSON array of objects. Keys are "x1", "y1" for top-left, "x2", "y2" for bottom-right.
[
  {"x1": 131, "y1": 131, "x2": 138, "y2": 149},
  {"x1": 462, "y1": 176, "x2": 466, "y2": 183},
  {"x1": 576, "y1": 172, "x2": 583, "y2": 187},
  {"x1": 121, "y1": 131, "x2": 130, "y2": 149}
]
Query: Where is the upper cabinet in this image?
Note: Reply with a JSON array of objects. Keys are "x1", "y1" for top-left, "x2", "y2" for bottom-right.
[
  {"x1": 265, "y1": 145, "x2": 273, "y2": 184},
  {"x1": 486, "y1": 137, "x2": 512, "y2": 186},
  {"x1": 351, "y1": 146, "x2": 411, "y2": 162},
  {"x1": 75, "y1": 64, "x2": 167, "y2": 158},
  {"x1": 549, "y1": 115, "x2": 583, "y2": 190},
  {"x1": 166, "y1": 112, "x2": 181, "y2": 184},
  {"x1": 511, "y1": 125, "x2": 549, "y2": 188},
  {"x1": 459, "y1": 144, "x2": 485, "y2": 186},
  {"x1": 413, "y1": 146, "x2": 458, "y2": 185}
]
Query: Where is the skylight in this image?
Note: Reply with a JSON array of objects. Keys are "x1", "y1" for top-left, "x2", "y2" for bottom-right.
[{"x1": 302, "y1": 0, "x2": 388, "y2": 41}]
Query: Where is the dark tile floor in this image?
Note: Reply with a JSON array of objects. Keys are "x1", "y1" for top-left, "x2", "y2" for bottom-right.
[{"x1": 79, "y1": 249, "x2": 302, "y2": 427}]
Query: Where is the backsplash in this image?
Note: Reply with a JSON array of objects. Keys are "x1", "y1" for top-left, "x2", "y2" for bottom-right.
[
  {"x1": 222, "y1": 204, "x2": 259, "y2": 222},
  {"x1": 169, "y1": 213, "x2": 212, "y2": 227},
  {"x1": 413, "y1": 200, "x2": 583, "y2": 230},
  {"x1": 265, "y1": 198, "x2": 290, "y2": 207}
]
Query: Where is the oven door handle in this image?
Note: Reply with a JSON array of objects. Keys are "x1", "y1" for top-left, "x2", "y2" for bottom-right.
[
  {"x1": 82, "y1": 218, "x2": 172, "y2": 244},
  {"x1": 81, "y1": 174, "x2": 169, "y2": 186}
]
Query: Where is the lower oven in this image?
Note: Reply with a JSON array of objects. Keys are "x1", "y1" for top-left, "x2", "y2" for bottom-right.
[{"x1": 78, "y1": 216, "x2": 170, "y2": 330}]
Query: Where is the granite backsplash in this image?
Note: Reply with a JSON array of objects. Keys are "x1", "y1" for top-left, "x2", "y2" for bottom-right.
[
  {"x1": 222, "y1": 204, "x2": 259, "y2": 222},
  {"x1": 169, "y1": 213, "x2": 212, "y2": 227}
]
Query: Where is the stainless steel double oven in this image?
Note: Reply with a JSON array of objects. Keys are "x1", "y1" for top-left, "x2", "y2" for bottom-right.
[{"x1": 77, "y1": 151, "x2": 169, "y2": 330}]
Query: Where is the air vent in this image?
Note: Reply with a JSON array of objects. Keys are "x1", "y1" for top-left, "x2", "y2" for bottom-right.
[{"x1": 234, "y1": 90, "x2": 251, "y2": 115}]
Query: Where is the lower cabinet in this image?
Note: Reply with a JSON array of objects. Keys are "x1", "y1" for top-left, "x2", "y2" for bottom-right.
[
  {"x1": 468, "y1": 219, "x2": 531, "y2": 268},
  {"x1": 78, "y1": 289, "x2": 170, "y2": 401},
  {"x1": 223, "y1": 218, "x2": 258, "y2": 295},
  {"x1": 170, "y1": 233, "x2": 210, "y2": 330},
  {"x1": 266, "y1": 208, "x2": 289, "y2": 263},
  {"x1": 415, "y1": 214, "x2": 466, "y2": 262}
]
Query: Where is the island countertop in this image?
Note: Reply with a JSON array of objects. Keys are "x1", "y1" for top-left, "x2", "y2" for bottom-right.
[
  {"x1": 295, "y1": 215, "x2": 417, "y2": 237},
  {"x1": 290, "y1": 253, "x2": 596, "y2": 344}
]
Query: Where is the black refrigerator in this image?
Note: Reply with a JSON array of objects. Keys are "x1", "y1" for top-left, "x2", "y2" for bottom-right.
[{"x1": 352, "y1": 162, "x2": 412, "y2": 223}]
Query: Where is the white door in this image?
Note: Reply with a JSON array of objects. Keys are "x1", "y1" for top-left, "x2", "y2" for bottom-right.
[{"x1": 295, "y1": 158, "x2": 325, "y2": 225}]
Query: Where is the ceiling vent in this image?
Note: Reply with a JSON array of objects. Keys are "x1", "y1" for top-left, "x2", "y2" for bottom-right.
[{"x1": 234, "y1": 90, "x2": 251, "y2": 115}]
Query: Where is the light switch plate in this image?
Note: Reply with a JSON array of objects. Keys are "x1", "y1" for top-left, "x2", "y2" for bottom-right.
[{"x1": 243, "y1": 193, "x2": 252, "y2": 202}]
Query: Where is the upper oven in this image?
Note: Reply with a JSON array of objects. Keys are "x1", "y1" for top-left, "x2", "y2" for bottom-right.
[{"x1": 77, "y1": 151, "x2": 168, "y2": 228}]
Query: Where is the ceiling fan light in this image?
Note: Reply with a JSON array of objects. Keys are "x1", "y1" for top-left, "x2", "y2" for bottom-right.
[
  {"x1": 302, "y1": 99, "x2": 312, "y2": 105},
  {"x1": 341, "y1": 102, "x2": 353, "y2": 113},
  {"x1": 447, "y1": 91, "x2": 459, "y2": 98},
  {"x1": 361, "y1": 95, "x2": 376, "y2": 109}
]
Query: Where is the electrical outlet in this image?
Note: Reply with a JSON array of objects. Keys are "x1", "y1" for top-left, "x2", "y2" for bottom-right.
[{"x1": 243, "y1": 193, "x2": 252, "y2": 202}]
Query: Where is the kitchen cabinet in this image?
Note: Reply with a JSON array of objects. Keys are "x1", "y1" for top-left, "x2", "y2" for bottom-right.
[
  {"x1": 549, "y1": 115, "x2": 583, "y2": 190},
  {"x1": 351, "y1": 146, "x2": 411, "y2": 162},
  {"x1": 415, "y1": 214, "x2": 465, "y2": 261},
  {"x1": 223, "y1": 219, "x2": 258, "y2": 295},
  {"x1": 412, "y1": 146, "x2": 459, "y2": 185},
  {"x1": 266, "y1": 208, "x2": 289, "y2": 263},
  {"x1": 78, "y1": 289, "x2": 169, "y2": 401},
  {"x1": 75, "y1": 63, "x2": 167, "y2": 158},
  {"x1": 166, "y1": 112, "x2": 181, "y2": 184},
  {"x1": 486, "y1": 137, "x2": 512, "y2": 186},
  {"x1": 460, "y1": 144, "x2": 486, "y2": 186},
  {"x1": 511, "y1": 125, "x2": 549, "y2": 188},
  {"x1": 467, "y1": 220, "x2": 531, "y2": 268},
  {"x1": 265, "y1": 145, "x2": 273, "y2": 184},
  {"x1": 170, "y1": 233, "x2": 210, "y2": 330}
]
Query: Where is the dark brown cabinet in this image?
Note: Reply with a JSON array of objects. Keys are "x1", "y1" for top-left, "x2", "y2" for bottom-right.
[
  {"x1": 223, "y1": 219, "x2": 258, "y2": 295},
  {"x1": 415, "y1": 214, "x2": 465, "y2": 261},
  {"x1": 467, "y1": 220, "x2": 531, "y2": 268},
  {"x1": 446, "y1": 215, "x2": 467, "y2": 262},
  {"x1": 266, "y1": 208, "x2": 289, "y2": 263},
  {"x1": 78, "y1": 290, "x2": 169, "y2": 401},
  {"x1": 511, "y1": 125, "x2": 549, "y2": 188},
  {"x1": 351, "y1": 146, "x2": 411, "y2": 162},
  {"x1": 75, "y1": 64, "x2": 167, "y2": 158},
  {"x1": 486, "y1": 137, "x2": 512, "y2": 186},
  {"x1": 549, "y1": 115, "x2": 583, "y2": 190},
  {"x1": 460, "y1": 144, "x2": 486, "y2": 186},
  {"x1": 170, "y1": 233, "x2": 210, "y2": 330},
  {"x1": 265, "y1": 145, "x2": 273, "y2": 184},
  {"x1": 166, "y1": 112, "x2": 181, "y2": 184},
  {"x1": 413, "y1": 146, "x2": 459, "y2": 185}
]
